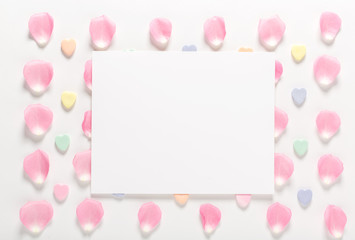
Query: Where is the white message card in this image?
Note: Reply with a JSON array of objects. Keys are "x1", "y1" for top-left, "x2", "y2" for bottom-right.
[{"x1": 91, "y1": 51, "x2": 274, "y2": 194}]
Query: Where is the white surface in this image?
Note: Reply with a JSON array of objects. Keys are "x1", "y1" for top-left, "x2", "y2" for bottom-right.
[
  {"x1": 92, "y1": 52, "x2": 274, "y2": 194},
  {"x1": 1, "y1": 0, "x2": 355, "y2": 239}
]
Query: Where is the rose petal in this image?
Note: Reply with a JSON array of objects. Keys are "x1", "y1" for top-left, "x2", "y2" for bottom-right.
[
  {"x1": 204, "y1": 16, "x2": 226, "y2": 49},
  {"x1": 89, "y1": 15, "x2": 116, "y2": 50},
  {"x1": 320, "y1": 12, "x2": 341, "y2": 43},
  {"x1": 53, "y1": 184, "x2": 69, "y2": 201},
  {"x1": 84, "y1": 60, "x2": 92, "y2": 90},
  {"x1": 82, "y1": 110, "x2": 92, "y2": 139},
  {"x1": 150, "y1": 18, "x2": 172, "y2": 50},
  {"x1": 138, "y1": 202, "x2": 162, "y2": 233},
  {"x1": 76, "y1": 199, "x2": 104, "y2": 232},
  {"x1": 314, "y1": 55, "x2": 341, "y2": 89},
  {"x1": 24, "y1": 104, "x2": 53, "y2": 136},
  {"x1": 20, "y1": 201, "x2": 53, "y2": 233},
  {"x1": 174, "y1": 194, "x2": 189, "y2": 206},
  {"x1": 28, "y1": 12, "x2": 54, "y2": 47},
  {"x1": 274, "y1": 153, "x2": 294, "y2": 186},
  {"x1": 235, "y1": 194, "x2": 251, "y2": 209},
  {"x1": 316, "y1": 110, "x2": 341, "y2": 141},
  {"x1": 275, "y1": 107, "x2": 288, "y2": 139},
  {"x1": 24, "y1": 149, "x2": 49, "y2": 185},
  {"x1": 267, "y1": 202, "x2": 292, "y2": 235},
  {"x1": 72, "y1": 150, "x2": 91, "y2": 182},
  {"x1": 318, "y1": 154, "x2": 343, "y2": 185},
  {"x1": 23, "y1": 60, "x2": 53, "y2": 94},
  {"x1": 275, "y1": 60, "x2": 283, "y2": 84},
  {"x1": 324, "y1": 205, "x2": 347, "y2": 238},
  {"x1": 200, "y1": 203, "x2": 221, "y2": 234},
  {"x1": 258, "y1": 15, "x2": 286, "y2": 50}
]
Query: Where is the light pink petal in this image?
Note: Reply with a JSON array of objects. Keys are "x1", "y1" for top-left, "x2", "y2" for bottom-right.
[
  {"x1": 28, "y1": 13, "x2": 54, "y2": 47},
  {"x1": 235, "y1": 194, "x2": 251, "y2": 209},
  {"x1": 316, "y1": 110, "x2": 341, "y2": 141},
  {"x1": 200, "y1": 203, "x2": 221, "y2": 234},
  {"x1": 76, "y1": 198, "x2": 104, "y2": 232},
  {"x1": 318, "y1": 154, "x2": 343, "y2": 185},
  {"x1": 274, "y1": 153, "x2": 294, "y2": 186},
  {"x1": 138, "y1": 202, "x2": 162, "y2": 233},
  {"x1": 20, "y1": 201, "x2": 53, "y2": 233},
  {"x1": 150, "y1": 18, "x2": 172, "y2": 50},
  {"x1": 275, "y1": 60, "x2": 283, "y2": 84},
  {"x1": 24, "y1": 104, "x2": 53, "y2": 136},
  {"x1": 82, "y1": 110, "x2": 92, "y2": 139},
  {"x1": 275, "y1": 107, "x2": 288, "y2": 139},
  {"x1": 324, "y1": 205, "x2": 347, "y2": 238},
  {"x1": 320, "y1": 12, "x2": 341, "y2": 43},
  {"x1": 314, "y1": 55, "x2": 341, "y2": 89},
  {"x1": 24, "y1": 149, "x2": 49, "y2": 185},
  {"x1": 73, "y1": 150, "x2": 91, "y2": 182},
  {"x1": 267, "y1": 202, "x2": 292, "y2": 235},
  {"x1": 84, "y1": 60, "x2": 92, "y2": 90},
  {"x1": 204, "y1": 16, "x2": 226, "y2": 49},
  {"x1": 23, "y1": 60, "x2": 53, "y2": 94},
  {"x1": 258, "y1": 15, "x2": 286, "y2": 50},
  {"x1": 89, "y1": 15, "x2": 116, "y2": 50},
  {"x1": 53, "y1": 184, "x2": 69, "y2": 201}
]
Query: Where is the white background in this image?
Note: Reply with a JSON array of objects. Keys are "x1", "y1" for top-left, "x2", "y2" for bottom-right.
[{"x1": 0, "y1": 0, "x2": 354, "y2": 239}]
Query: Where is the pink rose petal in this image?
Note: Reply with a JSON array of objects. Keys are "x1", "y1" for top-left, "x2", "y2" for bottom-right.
[
  {"x1": 200, "y1": 203, "x2": 221, "y2": 234},
  {"x1": 138, "y1": 202, "x2": 162, "y2": 233},
  {"x1": 275, "y1": 60, "x2": 283, "y2": 84},
  {"x1": 316, "y1": 110, "x2": 341, "y2": 141},
  {"x1": 89, "y1": 15, "x2": 116, "y2": 50},
  {"x1": 274, "y1": 153, "x2": 294, "y2": 186},
  {"x1": 84, "y1": 60, "x2": 92, "y2": 90},
  {"x1": 149, "y1": 18, "x2": 172, "y2": 50},
  {"x1": 24, "y1": 149, "x2": 49, "y2": 185},
  {"x1": 28, "y1": 12, "x2": 54, "y2": 47},
  {"x1": 23, "y1": 60, "x2": 53, "y2": 94},
  {"x1": 204, "y1": 16, "x2": 226, "y2": 49},
  {"x1": 53, "y1": 184, "x2": 69, "y2": 201},
  {"x1": 258, "y1": 15, "x2": 286, "y2": 50},
  {"x1": 267, "y1": 202, "x2": 292, "y2": 235},
  {"x1": 82, "y1": 110, "x2": 92, "y2": 139},
  {"x1": 318, "y1": 154, "x2": 343, "y2": 185},
  {"x1": 314, "y1": 55, "x2": 341, "y2": 89},
  {"x1": 275, "y1": 107, "x2": 288, "y2": 139},
  {"x1": 324, "y1": 205, "x2": 347, "y2": 239},
  {"x1": 73, "y1": 150, "x2": 91, "y2": 182},
  {"x1": 76, "y1": 198, "x2": 104, "y2": 232},
  {"x1": 235, "y1": 194, "x2": 251, "y2": 209},
  {"x1": 24, "y1": 104, "x2": 53, "y2": 136},
  {"x1": 20, "y1": 201, "x2": 53, "y2": 233},
  {"x1": 320, "y1": 12, "x2": 341, "y2": 43}
]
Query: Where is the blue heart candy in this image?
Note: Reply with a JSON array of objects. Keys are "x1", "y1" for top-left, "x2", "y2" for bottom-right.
[
  {"x1": 182, "y1": 45, "x2": 197, "y2": 51},
  {"x1": 292, "y1": 88, "x2": 307, "y2": 106},
  {"x1": 297, "y1": 189, "x2": 312, "y2": 207}
]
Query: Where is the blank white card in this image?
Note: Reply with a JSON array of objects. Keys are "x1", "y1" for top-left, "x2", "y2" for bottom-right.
[{"x1": 91, "y1": 52, "x2": 274, "y2": 194}]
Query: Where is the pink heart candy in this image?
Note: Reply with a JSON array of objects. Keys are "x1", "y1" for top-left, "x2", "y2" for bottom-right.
[{"x1": 53, "y1": 184, "x2": 69, "y2": 201}]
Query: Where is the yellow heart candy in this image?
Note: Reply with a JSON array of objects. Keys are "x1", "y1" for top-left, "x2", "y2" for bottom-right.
[
  {"x1": 291, "y1": 45, "x2": 306, "y2": 62},
  {"x1": 61, "y1": 38, "x2": 76, "y2": 57},
  {"x1": 174, "y1": 194, "x2": 189, "y2": 206},
  {"x1": 61, "y1": 91, "x2": 77, "y2": 110}
]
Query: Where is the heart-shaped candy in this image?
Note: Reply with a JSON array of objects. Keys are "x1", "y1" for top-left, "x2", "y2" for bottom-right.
[
  {"x1": 61, "y1": 91, "x2": 77, "y2": 110},
  {"x1": 61, "y1": 39, "x2": 76, "y2": 57},
  {"x1": 55, "y1": 134, "x2": 70, "y2": 152},
  {"x1": 293, "y1": 139, "x2": 308, "y2": 157},
  {"x1": 292, "y1": 88, "x2": 307, "y2": 106},
  {"x1": 182, "y1": 45, "x2": 197, "y2": 51},
  {"x1": 53, "y1": 184, "x2": 69, "y2": 201},
  {"x1": 291, "y1": 45, "x2": 306, "y2": 62},
  {"x1": 297, "y1": 189, "x2": 312, "y2": 207}
]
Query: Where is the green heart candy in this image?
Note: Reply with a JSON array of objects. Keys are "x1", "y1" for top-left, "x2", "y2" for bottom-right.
[
  {"x1": 293, "y1": 139, "x2": 308, "y2": 157},
  {"x1": 55, "y1": 134, "x2": 70, "y2": 152}
]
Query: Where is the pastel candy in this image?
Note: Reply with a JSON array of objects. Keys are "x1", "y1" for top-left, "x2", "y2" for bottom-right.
[
  {"x1": 53, "y1": 184, "x2": 69, "y2": 201},
  {"x1": 275, "y1": 107, "x2": 288, "y2": 139},
  {"x1": 82, "y1": 110, "x2": 92, "y2": 139},
  {"x1": 55, "y1": 134, "x2": 70, "y2": 152},
  {"x1": 76, "y1": 199, "x2": 104, "y2": 233},
  {"x1": 23, "y1": 60, "x2": 53, "y2": 94},
  {"x1": 61, "y1": 91, "x2": 77, "y2": 110},
  {"x1": 61, "y1": 38, "x2": 76, "y2": 57},
  {"x1": 291, "y1": 45, "x2": 306, "y2": 62},
  {"x1": 182, "y1": 45, "x2": 197, "y2": 51},
  {"x1": 316, "y1": 110, "x2": 341, "y2": 141},
  {"x1": 293, "y1": 139, "x2": 308, "y2": 157},
  {"x1": 297, "y1": 189, "x2": 312, "y2": 207},
  {"x1": 318, "y1": 154, "x2": 343, "y2": 185},
  {"x1": 24, "y1": 104, "x2": 53, "y2": 136},
  {"x1": 320, "y1": 12, "x2": 341, "y2": 43},
  {"x1": 200, "y1": 203, "x2": 221, "y2": 234},
  {"x1": 275, "y1": 60, "x2": 283, "y2": 84},
  {"x1": 274, "y1": 153, "x2": 294, "y2": 187},
  {"x1": 258, "y1": 15, "x2": 286, "y2": 50},
  {"x1": 235, "y1": 194, "x2": 251, "y2": 209},
  {"x1": 24, "y1": 149, "x2": 49, "y2": 185},
  {"x1": 89, "y1": 15, "x2": 116, "y2": 50},
  {"x1": 238, "y1": 47, "x2": 253, "y2": 52},
  {"x1": 150, "y1": 18, "x2": 172, "y2": 50},
  {"x1": 73, "y1": 150, "x2": 91, "y2": 182},
  {"x1": 314, "y1": 55, "x2": 341, "y2": 89},
  {"x1": 204, "y1": 16, "x2": 226, "y2": 50},
  {"x1": 19, "y1": 201, "x2": 53, "y2": 233},
  {"x1": 28, "y1": 12, "x2": 54, "y2": 47},
  {"x1": 174, "y1": 194, "x2": 189, "y2": 206},
  {"x1": 324, "y1": 205, "x2": 347, "y2": 238},
  {"x1": 138, "y1": 202, "x2": 162, "y2": 234},
  {"x1": 267, "y1": 202, "x2": 292, "y2": 235},
  {"x1": 291, "y1": 88, "x2": 307, "y2": 106}
]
